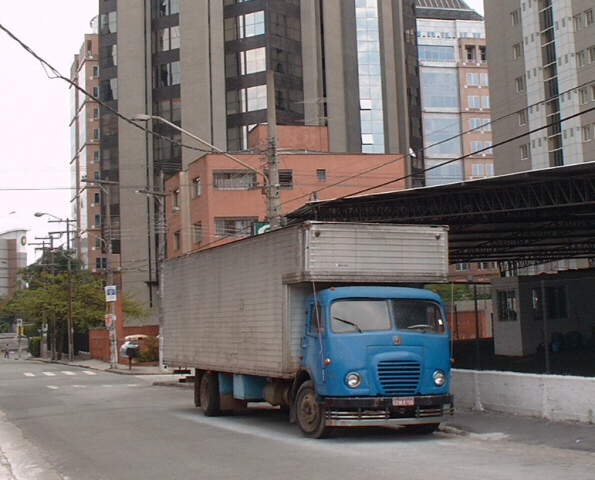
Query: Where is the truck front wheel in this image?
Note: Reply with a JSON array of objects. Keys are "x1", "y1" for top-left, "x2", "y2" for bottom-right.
[
  {"x1": 200, "y1": 372, "x2": 221, "y2": 417},
  {"x1": 295, "y1": 381, "x2": 330, "y2": 439}
]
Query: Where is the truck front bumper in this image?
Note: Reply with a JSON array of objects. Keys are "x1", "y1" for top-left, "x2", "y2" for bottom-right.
[{"x1": 323, "y1": 394, "x2": 454, "y2": 427}]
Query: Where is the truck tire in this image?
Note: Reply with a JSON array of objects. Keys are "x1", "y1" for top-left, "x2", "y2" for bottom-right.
[
  {"x1": 295, "y1": 381, "x2": 330, "y2": 439},
  {"x1": 406, "y1": 423, "x2": 440, "y2": 434},
  {"x1": 200, "y1": 372, "x2": 221, "y2": 417}
]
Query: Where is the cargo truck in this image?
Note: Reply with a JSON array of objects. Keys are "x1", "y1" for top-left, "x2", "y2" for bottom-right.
[{"x1": 163, "y1": 222, "x2": 454, "y2": 438}]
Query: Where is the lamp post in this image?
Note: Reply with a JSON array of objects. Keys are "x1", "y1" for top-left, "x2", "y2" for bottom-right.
[
  {"x1": 34, "y1": 212, "x2": 75, "y2": 362},
  {"x1": 131, "y1": 114, "x2": 281, "y2": 229}
]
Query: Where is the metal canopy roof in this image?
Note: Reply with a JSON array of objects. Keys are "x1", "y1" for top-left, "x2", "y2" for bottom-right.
[{"x1": 287, "y1": 162, "x2": 595, "y2": 267}]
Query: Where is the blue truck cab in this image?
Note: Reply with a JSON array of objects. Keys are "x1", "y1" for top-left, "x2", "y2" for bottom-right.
[{"x1": 294, "y1": 285, "x2": 454, "y2": 438}]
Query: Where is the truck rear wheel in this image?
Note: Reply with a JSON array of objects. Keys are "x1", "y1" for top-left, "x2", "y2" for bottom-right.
[
  {"x1": 296, "y1": 381, "x2": 330, "y2": 439},
  {"x1": 200, "y1": 372, "x2": 221, "y2": 417}
]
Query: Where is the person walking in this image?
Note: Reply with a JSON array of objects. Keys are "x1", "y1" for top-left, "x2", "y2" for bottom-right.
[{"x1": 3, "y1": 344, "x2": 9, "y2": 359}]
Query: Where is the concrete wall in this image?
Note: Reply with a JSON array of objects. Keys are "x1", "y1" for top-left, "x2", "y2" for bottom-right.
[{"x1": 452, "y1": 369, "x2": 595, "y2": 424}]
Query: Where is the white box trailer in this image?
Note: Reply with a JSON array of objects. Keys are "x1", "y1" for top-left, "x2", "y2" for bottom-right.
[{"x1": 163, "y1": 221, "x2": 448, "y2": 377}]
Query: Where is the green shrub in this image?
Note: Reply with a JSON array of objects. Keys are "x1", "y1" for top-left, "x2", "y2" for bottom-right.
[
  {"x1": 139, "y1": 336, "x2": 159, "y2": 362},
  {"x1": 29, "y1": 336, "x2": 42, "y2": 357}
]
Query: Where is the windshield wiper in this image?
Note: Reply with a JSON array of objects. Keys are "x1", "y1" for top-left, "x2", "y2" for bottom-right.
[
  {"x1": 333, "y1": 317, "x2": 363, "y2": 333},
  {"x1": 406, "y1": 324, "x2": 435, "y2": 333}
]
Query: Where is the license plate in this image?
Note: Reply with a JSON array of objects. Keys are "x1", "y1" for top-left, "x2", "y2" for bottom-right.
[{"x1": 392, "y1": 397, "x2": 415, "y2": 407}]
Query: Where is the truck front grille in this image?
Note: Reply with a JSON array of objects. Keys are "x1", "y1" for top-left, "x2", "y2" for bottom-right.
[{"x1": 377, "y1": 360, "x2": 421, "y2": 395}]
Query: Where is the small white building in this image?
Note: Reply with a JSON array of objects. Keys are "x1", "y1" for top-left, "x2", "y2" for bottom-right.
[
  {"x1": 0, "y1": 229, "x2": 28, "y2": 298},
  {"x1": 491, "y1": 269, "x2": 595, "y2": 356}
]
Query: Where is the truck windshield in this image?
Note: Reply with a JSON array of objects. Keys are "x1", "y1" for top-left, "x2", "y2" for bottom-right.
[
  {"x1": 391, "y1": 299, "x2": 445, "y2": 333},
  {"x1": 330, "y1": 300, "x2": 391, "y2": 333}
]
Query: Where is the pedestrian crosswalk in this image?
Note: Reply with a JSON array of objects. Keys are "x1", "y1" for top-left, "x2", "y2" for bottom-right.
[
  {"x1": 20, "y1": 370, "x2": 143, "y2": 390},
  {"x1": 23, "y1": 370, "x2": 97, "y2": 378}
]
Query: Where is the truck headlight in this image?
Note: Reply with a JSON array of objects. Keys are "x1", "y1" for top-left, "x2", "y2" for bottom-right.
[
  {"x1": 345, "y1": 372, "x2": 362, "y2": 388},
  {"x1": 433, "y1": 370, "x2": 446, "y2": 386}
]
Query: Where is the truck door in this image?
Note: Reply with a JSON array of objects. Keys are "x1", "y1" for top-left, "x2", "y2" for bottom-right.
[{"x1": 302, "y1": 303, "x2": 326, "y2": 390}]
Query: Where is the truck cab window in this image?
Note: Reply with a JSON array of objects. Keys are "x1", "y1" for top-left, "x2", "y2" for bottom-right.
[
  {"x1": 330, "y1": 300, "x2": 391, "y2": 333},
  {"x1": 392, "y1": 300, "x2": 445, "y2": 333}
]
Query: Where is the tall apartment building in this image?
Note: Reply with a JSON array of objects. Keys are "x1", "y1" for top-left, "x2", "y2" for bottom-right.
[
  {"x1": 70, "y1": 33, "x2": 121, "y2": 280},
  {"x1": 95, "y1": 0, "x2": 427, "y2": 317},
  {"x1": 485, "y1": 0, "x2": 595, "y2": 175},
  {"x1": 416, "y1": 0, "x2": 493, "y2": 186}
]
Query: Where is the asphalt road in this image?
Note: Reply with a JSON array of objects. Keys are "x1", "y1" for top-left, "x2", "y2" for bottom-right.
[{"x1": 1, "y1": 358, "x2": 594, "y2": 480}]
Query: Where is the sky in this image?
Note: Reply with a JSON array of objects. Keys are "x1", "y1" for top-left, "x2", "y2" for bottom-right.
[{"x1": 0, "y1": 0, "x2": 484, "y2": 264}]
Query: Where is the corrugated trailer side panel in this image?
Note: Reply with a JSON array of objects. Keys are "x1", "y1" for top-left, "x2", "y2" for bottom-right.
[
  {"x1": 163, "y1": 226, "x2": 304, "y2": 377},
  {"x1": 304, "y1": 223, "x2": 448, "y2": 283}
]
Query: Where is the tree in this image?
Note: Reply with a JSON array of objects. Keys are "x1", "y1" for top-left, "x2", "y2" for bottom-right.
[{"x1": 0, "y1": 248, "x2": 147, "y2": 357}]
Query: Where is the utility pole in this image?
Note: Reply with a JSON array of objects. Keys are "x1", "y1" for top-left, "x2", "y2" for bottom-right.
[
  {"x1": 266, "y1": 70, "x2": 281, "y2": 230},
  {"x1": 82, "y1": 178, "x2": 119, "y2": 369},
  {"x1": 136, "y1": 175, "x2": 169, "y2": 371}
]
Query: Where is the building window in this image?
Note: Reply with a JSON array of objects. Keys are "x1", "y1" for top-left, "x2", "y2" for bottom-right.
[
  {"x1": 173, "y1": 231, "x2": 181, "y2": 250},
  {"x1": 94, "y1": 214, "x2": 101, "y2": 227},
  {"x1": 418, "y1": 45, "x2": 455, "y2": 61},
  {"x1": 585, "y1": 9, "x2": 593, "y2": 27},
  {"x1": 172, "y1": 189, "x2": 180, "y2": 208},
  {"x1": 278, "y1": 170, "x2": 293, "y2": 189},
  {"x1": 455, "y1": 263, "x2": 470, "y2": 271},
  {"x1": 153, "y1": 61, "x2": 181, "y2": 88},
  {"x1": 484, "y1": 141, "x2": 493, "y2": 154},
  {"x1": 215, "y1": 217, "x2": 258, "y2": 237},
  {"x1": 93, "y1": 128, "x2": 100, "y2": 140},
  {"x1": 513, "y1": 43, "x2": 522, "y2": 59},
  {"x1": 515, "y1": 75, "x2": 526, "y2": 92},
  {"x1": 466, "y1": 73, "x2": 479, "y2": 85},
  {"x1": 589, "y1": 46, "x2": 595, "y2": 64},
  {"x1": 579, "y1": 87, "x2": 589, "y2": 104},
  {"x1": 99, "y1": 11, "x2": 117, "y2": 34},
  {"x1": 95, "y1": 257, "x2": 107, "y2": 269},
  {"x1": 422, "y1": 71, "x2": 459, "y2": 108},
  {"x1": 573, "y1": 13, "x2": 583, "y2": 31},
  {"x1": 471, "y1": 141, "x2": 483, "y2": 153},
  {"x1": 497, "y1": 290, "x2": 518, "y2": 321},
  {"x1": 480, "y1": 73, "x2": 489, "y2": 86},
  {"x1": 153, "y1": 0, "x2": 180, "y2": 17},
  {"x1": 153, "y1": 26, "x2": 181, "y2": 52},
  {"x1": 511, "y1": 9, "x2": 520, "y2": 26},
  {"x1": 225, "y1": 11, "x2": 265, "y2": 40},
  {"x1": 465, "y1": 45, "x2": 476, "y2": 62},
  {"x1": 576, "y1": 50, "x2": 586, "y2": 67},
  {"x1": 92, "y1": 65, "x2": 99, "y2": 77},
  {"x1": 520, "y1": 144, "x2": 530, "y2": 160},
  {"x1": 94, "y1": 192, "x2": 101, "y2": 204},
  {"x1": 481, "y1": 96, "x2": 490, "y2": 108},
  {"x1": 582, "y1": 125, "x2": 592, "y2": 142},
  {"x1": 213, "y1": 170, "x2": 257, "y2": 190},
  {"x1": 518, "y1": 110, "x2": 527, "y2": 126},
  {"x1": 192, "y1": 177, "x2": 201, "y2": 197},
  {"x1": 192, "y1": 222, "x2": 202, "y2": 244},
  {"x1": 469, "y1": 118, "x2": 482, "y2": 131},
  {"x1": 316, "y1": 169, "x2": 327, "y2": 181},
  {"x1": 472, "y1": 163, "x2": 485, "y2": 177},
  {"x1": 225, "y1": 47, "x2": 266, "y2": 77},
  {"x1": 468, "y1": 95, "x2": 480, "y2": 108},
  {"x1": 482, "y1": 119, "x2": 491, "y2": 131}
]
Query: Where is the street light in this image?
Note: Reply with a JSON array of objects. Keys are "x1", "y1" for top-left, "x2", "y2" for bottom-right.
[
  {"x1": 131, "y1": 114, "x2": 281, "y2": 229},
  {"x1": 34, "y1": 212, "x2": 75, "y2": 362}
]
